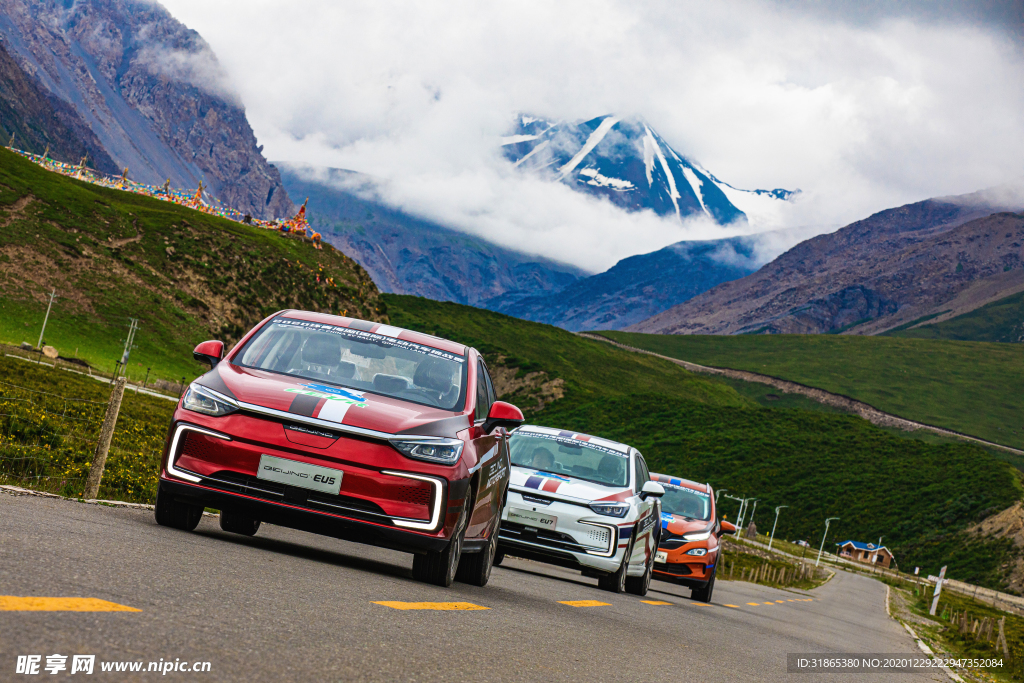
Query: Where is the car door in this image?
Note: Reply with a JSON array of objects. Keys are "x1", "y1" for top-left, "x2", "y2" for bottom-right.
[
  {"x1": 467, "y1": 357, "x2": 505, "y2": 539},
  {"x1": 630, "y1": 452, "x2": 657, "y2": 566}
]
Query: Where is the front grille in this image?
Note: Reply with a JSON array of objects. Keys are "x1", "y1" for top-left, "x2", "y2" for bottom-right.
[
  {"x1": 654, "y1": 562, "x2": 693, "y2": 576},
  {"x1": 200, "y1": 471, "x2": 391, "y2": 523},
  {"x1": 658, "y1": 531, "x2": 687, "y2": 550},
  {"x1": 500, "y1": 521, "x2": 610, "y2": 554}
]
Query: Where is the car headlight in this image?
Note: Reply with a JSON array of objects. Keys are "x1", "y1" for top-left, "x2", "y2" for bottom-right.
[
  {"x1": 686, "y1": 548, "x2": 708, "y2": 556},
  {"x1": 683, "y1": 531, "x2": 712, "y2": 542},
  {"x1": 589, "y1": 502, "x2": 630, "y2": 518},
  {"x1": 390, "y1": 438, "x2": 464, "y2": 465},
  {"x1": 182, "y1": 384, "x2": 237, "y2": 417}
]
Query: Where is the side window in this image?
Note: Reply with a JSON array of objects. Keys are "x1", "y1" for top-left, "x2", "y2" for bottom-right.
[
  {"x1": 634, "y1": 453, "x2": 651, "y2": 492},
  {"x1": 475, "y1": 360, "x2": 490, "y2": 422},
  {"x1": 482, "y1": 363, "x2": 497, "y2": 405}
]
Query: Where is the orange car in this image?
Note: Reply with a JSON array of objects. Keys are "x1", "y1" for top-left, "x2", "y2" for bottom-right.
[{"x1": 650, "y1": 473, "x2": 736, "y2": 602}]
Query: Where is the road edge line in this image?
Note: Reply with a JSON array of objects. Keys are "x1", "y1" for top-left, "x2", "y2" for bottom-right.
[
  {"x1": 0, "y1": 485, "x2": 217, "y2": 516},
  {"x1": 901, "y1": 622, "x2": 963, "y2": 683}
]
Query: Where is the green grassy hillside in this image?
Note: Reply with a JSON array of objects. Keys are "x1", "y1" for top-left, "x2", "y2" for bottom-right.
[
  {"x1": 600, "y1": 331, "x2": 1024, "y2": 451},
  {"x1": 884, "y1": 289, "x2": 1024, "y2": 343},
  {"x1": 0, "y1": 148, "x2": 385, "y2": 385},
  {"x1": 383, "y1": 294, "x2": 748, "y2": 411}
]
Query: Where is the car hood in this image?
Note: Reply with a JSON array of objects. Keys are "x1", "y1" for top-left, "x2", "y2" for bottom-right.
[
  {"x1": 198, "y1": 362, "x2": 469, "y2": 437},
  {"x1": 509, "y1": 465, "x2": 633, "y2": 503},
  {"x1": 662, "y1": 513, "x2": 713, "y2": 535}
]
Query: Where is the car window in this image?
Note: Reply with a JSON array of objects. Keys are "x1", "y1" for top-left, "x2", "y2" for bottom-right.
[
  {"x1": 509, "y1": 432, "x2": 629, "y2": 488},
  {"x1": 475, "y1": 359, "x2": 490, "y2": 422},
  {"x1": 482, "y1": 362, "x2": 497, "y2": 405},
  {"x1": 660, "y1": 485, "x2": 711, "y2": 520},
  {"x1": 634, "y1": 454, "x2": 650, "y2": 492},
  {"x1": 236, "y1": 318, "x2": 467, "y2": 410}
]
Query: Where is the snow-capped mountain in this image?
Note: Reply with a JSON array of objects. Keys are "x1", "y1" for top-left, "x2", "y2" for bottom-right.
[{"x1": 502, "y1": 115, "x2": 796, "y2": 225}]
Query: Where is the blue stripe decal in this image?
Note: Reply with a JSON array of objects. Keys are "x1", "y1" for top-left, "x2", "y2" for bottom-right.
[
  {"x1": 524, "y1": 476, "x2": 543, "y2": 489},
  {"x1": 670, "y1": 478, "x2": 682, "y2": 486},
  {"x1": 557, "y1": 430, "x2": 575, "y2": 438},
  {"x1": 619, "y1": 526, "x2": 633, "y2": 539}
]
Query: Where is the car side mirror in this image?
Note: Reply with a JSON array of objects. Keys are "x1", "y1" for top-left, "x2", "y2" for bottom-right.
[
  {"x1": 720, "y1": 520, "x2": 737, "y2": 535},
  {"x1": 482, "y1": 401, "x2": 524, "y2": 434},
  {"x1": 640, "y1": 481, "x2": 665, "y2": 501},
  {"x1": 193, "y1": 340, "x2": 225, "y2": 368}
]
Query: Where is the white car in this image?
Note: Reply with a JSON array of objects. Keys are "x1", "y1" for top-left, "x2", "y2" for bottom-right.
[{"x1": 495, "y1": 425, "x2": 665, "y2": 594}]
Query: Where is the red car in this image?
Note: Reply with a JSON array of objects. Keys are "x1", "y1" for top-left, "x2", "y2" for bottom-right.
[
  {"x1": 155, "y1": 311, "x2": 524, "y2": 587},
  {"x1": 650, "y1": 473, "x2": 736, "y2": 602}
]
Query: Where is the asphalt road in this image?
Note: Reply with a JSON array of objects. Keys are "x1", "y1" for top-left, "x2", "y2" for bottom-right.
[{"x1": 1, "y1": 491, "x2": 944, "y2": 682}]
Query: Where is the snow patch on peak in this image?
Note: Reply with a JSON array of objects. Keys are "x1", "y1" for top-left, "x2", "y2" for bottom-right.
[
  {"x1": 681, "y1": 166, "x2": 709, "y2": 217},
  {"x1": 558, "y1": 116, "x2": 619, "y2": 180},
  {"x1": 579, "y1": 167, "x2": 635, "y2": 191}
]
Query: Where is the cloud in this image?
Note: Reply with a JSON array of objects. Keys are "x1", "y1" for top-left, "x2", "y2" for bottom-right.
[{"x1": 158, "y1": 0, "x2": 1024, "y2": 272}]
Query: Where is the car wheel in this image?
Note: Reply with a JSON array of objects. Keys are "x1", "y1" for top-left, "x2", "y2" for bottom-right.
[
  {"x1": 412, "y1": 506, "x2": 467, "y2": 587},
  {"x1": 691, "y1": 567, "x2": 716, "y2": 603},
  {"x1": 625, "y1": 547, "x2": 654, "y2": 596},
  {"x1": 493, "y1": 547, "x2": 506, "y2": 567},
  {"x1": 456, "y1": 518, "x2": 499, "y2": 587},
  {"x1": 154, "y1": 484, "x2": 202, "y2": 531},
  {"x1": 219, "y1": 509, "x2": 261, "y2": 536}
]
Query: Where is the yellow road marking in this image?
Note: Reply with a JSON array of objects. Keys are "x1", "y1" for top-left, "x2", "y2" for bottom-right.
[
  {"x1": 724, "y1": 604, "x2": 740, "y2": 608},
  {"x1": 372, "y1": 601, "x2": 488, "y2": 611},
  {"x1": 558, "y1": 600, "x2": 611, "y2": 607},
  {"x1": 775, "y1": 600, "x2": 785, "y2": 603},
  {"x1": 763, "y1": 602, "x2": 775, "y2": 606},
  {"x1": 641, "y1": 600, "x2": 673, "y2": 605},
  {"x1": 0, "y1": 597, "x2": 140, "y2": 612},
  {"x1": 787, "y1": 599, "x2": 795, "y2": 602},
  {"x1": 746, "y1": 602, "x2": 760, "y2": 606},
  {"x1": 691, "y1": 602, "x2": 713, "y2": 606}
]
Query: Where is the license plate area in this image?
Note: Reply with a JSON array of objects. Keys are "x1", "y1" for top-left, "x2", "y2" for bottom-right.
[
  {"x1": 507, "y1": 507, "x2": 557, "y2": 531},
  {"x1": 257, "y1": 454, "x2": 342, "y2": 495},
  {"x1": 655, "y1": 550, "x2": 668, "y2": 563}
]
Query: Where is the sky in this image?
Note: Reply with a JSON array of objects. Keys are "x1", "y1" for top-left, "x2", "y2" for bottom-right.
[{"x1": 159, "y1": 0, "x2": 1024, "y2": 272}]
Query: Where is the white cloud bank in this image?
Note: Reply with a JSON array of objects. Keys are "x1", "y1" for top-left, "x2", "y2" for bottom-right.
[{"x1": 159, "y1": 0, "x2": 1024, "y2": 272}]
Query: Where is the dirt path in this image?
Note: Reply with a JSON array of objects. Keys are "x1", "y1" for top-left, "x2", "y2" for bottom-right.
[{"x1": 580, "y1": 332, "x2": 1024, "y2": 456}]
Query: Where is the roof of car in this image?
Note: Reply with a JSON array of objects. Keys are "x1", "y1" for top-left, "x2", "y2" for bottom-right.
[
  {"x1": 649, "y1": 473, "x2": 710, "y2": 494},
  {"x1": 276, "y1": 310, "x2": 467, "y2": 356},
  {"x1": 514, "y1": 425, "x2": 631, "y2": 454}
]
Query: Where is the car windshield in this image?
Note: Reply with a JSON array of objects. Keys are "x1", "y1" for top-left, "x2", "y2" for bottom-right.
[
  {"x1": 661, "y1": 485, "x2": 711, "y2": 521},
  {"x1": 509, "y1": 432, "x2": 630, "y2": 488},
  {"x1": 236, "y1": 318, "x2": 467, "y2": 410}
]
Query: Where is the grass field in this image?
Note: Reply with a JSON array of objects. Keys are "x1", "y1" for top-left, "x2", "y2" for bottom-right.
[
  {"x1": 0, "y1": 148, "x2": 385, "y2": 385},
  {"x1": 600, "y1": 331, "x2": 1024, "y2": 451},
  {"x1": 885, "y1": 289, "x2": 1024, "y2": 343}
]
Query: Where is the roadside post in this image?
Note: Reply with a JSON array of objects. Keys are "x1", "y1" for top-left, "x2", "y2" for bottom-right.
[
  {"x1": 83, "y1": 376, "x2": 127, "y2": 499},
  {"x1": 767, "y1": 505, "x2": 788, "y2": 552},
  {"x1": 36, "y1": 289, "x2": 56, "y2": 349},
  {"x1": 929, "y1": 565, "x2": 947, "y2": 616},
  {"x1": 815, "y1": 517, "x2": 840, "y2": 567}
]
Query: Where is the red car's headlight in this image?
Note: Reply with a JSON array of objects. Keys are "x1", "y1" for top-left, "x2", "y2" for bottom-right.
[
  {"x1": 389, "y1": 438, "x2": 464, "y2": 465},
  {"x1": 182, "y1": 384, "x2": 238, "y2": 417}
]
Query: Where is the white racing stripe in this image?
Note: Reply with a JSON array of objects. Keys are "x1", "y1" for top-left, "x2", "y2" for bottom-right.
[
  {"x1": 317, "y1": 400, "x2": 353, "y2": 423},
  {"x1": 374, "y1": 325, "x2": 404, "y2": 338}
]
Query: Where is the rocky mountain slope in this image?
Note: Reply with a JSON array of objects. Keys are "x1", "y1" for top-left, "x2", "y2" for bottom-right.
[
  {"x1": 484, "y1": 237, "x2": 760, "y2": 331},
  {"x1": 0, "y1": 39, "x2": 116, "y2": 173},
  {"x1": 503, "y1": 114, "x2": 795, "y2": 225},
  {"x1": 630, "y1": 189, "x2": 1024, "y2": 335},
  {"x1": 278, "y1": 164, "x2": 583, "y2": 306},
  {"x1": 0, "y1": 0, "x2": 292, "y2": 219}
]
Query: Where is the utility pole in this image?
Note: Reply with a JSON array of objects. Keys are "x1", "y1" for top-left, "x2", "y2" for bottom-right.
[
  {"x1": 115, "y1": 319, "x2": 139, "y2": 379},
  {"x1": 749, "y1": 500, "x2": 759, "y2": 529},
  {"x1": 816, "y1": 517, "x2": 840, "y2": 567},
  {"x1": 37, "y1": 289, "x2": 56, "y2": 349},
  {"x1": 768, "y1": 505, "x2": 788, "y2": 552},
  {"x1": 724, "y1": 494, "x2": 745, "y2": 529}
]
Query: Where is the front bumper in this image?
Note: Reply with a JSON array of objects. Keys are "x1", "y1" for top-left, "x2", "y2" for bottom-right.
[
  {"x1": 159, "y1": 477, "x2": 451, "y2": 554},
  {"x1": 497, "y1": 489, "x2": 629, "y2": 574},
  {"x1": 653, "y1": 543, "x2": 717, "y2": 585}
]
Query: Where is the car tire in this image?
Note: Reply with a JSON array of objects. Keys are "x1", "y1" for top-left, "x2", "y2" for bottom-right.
[
  {"x1": 219, "y1": 509, "x2": 260, "y2": 536},
  {"x1": 493, "y1": 547, "x2": 506, "y2": 566},
  {"x1": 691, "y1": 567, "x2": 716, "y2": 603},
  {"x1": 599, "y1": 534, "x2": 632, "y2": 593},
  {"x1": 154, "y1": 484, "x2": 202, "y2": 531},
  {"x1": 456, "y1": 518, "x2": 499, "y2": 587},
  {"x1": 412, "y1": 506, "x2": 467, "y2": 587},
  {"x1": 625, "y1": 547, "x2": 654, "y2": 596}
]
